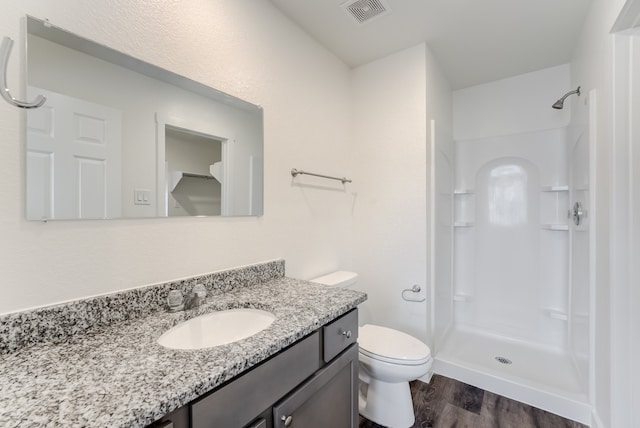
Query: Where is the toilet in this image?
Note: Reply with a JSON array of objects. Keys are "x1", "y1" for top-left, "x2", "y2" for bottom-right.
[{"x1": 310, "y1": 271, "x2": 432, "y2": 428}]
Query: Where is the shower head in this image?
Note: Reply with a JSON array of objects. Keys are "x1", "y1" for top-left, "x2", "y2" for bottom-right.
[{"x1": 552, "y1": 86, "x2": 581, "y2": 109}]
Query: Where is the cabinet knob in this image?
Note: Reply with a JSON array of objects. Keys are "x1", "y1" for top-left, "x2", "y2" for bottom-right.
[
  {"x1": 281, "y1": 415, "x2": 293, "y2": 427},
  {"x1": 341, "y1": 330, "x2": 352, "y2": 339}
]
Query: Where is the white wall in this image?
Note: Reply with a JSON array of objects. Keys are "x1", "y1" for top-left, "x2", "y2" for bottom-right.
[
  {"x1": 0, "y1": 1, "x2": 353, "y2": 314},
  {"x1": 165, "y1": 133, "x2": 221, "y2": 177},
  {"x1": 351, "y1": 44, "x2": 427, "y2": 340},
  {"x1": 453, "y1": 64, "x2": 571, "y2": 140},
  {"x1": 570, "y1": 0, "x2": 629, "y2": 426},
  {"x1": 351, "y1": 43, "x2": 452, "y2": 344}
]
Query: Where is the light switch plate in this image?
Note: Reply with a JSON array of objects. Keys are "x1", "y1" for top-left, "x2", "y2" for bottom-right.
[{"x1": 134, "y1": 189, "x2": 151, "y2": 205}]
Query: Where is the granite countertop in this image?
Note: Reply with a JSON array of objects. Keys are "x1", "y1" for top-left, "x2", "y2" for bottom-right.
[{"x1": 0, "y1": 277, "x2": 366, "y2": 428}]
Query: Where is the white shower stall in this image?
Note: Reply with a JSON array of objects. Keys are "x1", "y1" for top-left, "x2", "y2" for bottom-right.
[{"x1": 430, "y1": 64, "x2": 593, "y2": 424}]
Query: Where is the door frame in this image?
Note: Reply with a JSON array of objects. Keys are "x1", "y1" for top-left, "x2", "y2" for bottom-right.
[{"x1": 610, "y1": 3, "x2": 640, "y2": 427}]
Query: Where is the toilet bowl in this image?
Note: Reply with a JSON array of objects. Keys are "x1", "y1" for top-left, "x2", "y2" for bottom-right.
[
  {"x1": 358, "y1": 324, "x2": 432, "y2": 427},
  {"x1": 310, "y1": 271, "x2": 432, "y2": 428}
]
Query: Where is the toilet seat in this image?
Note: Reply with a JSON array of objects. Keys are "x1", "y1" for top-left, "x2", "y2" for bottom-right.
[
  {"x1": 359, "y1": 347, "x2": 431, "y2": 365},
  {"x1": 358, "y1": 324, "x2": 431, "y2": 365}
]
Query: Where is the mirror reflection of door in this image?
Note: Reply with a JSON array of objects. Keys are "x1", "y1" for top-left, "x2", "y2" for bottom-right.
[
  {"x1": 26, "y1": 87, "x2": 122, "y2": 220},
  {"x1": 165, "y1": 126, "x2": 223, "y2": 216}
]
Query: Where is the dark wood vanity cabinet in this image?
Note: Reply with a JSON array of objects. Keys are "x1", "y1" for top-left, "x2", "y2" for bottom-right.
[{"x1": 148, "y1": 309, "x2": 359, "y2": 428}]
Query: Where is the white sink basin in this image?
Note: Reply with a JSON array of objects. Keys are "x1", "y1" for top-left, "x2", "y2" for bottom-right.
[{"x1": 157, "y1": 308, "x2": 276, "y2": 350}]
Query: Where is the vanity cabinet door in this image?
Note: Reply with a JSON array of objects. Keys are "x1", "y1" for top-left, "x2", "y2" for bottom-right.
[
  {"x1": 273, "y1": 344, "x2": 358, "y2": 428},
  {"x1": 147, "y1": 405, "x2": 189, "y2": 428},
  {"x1": 191, "y1": 332, "x2": 321, "y2": 428}
]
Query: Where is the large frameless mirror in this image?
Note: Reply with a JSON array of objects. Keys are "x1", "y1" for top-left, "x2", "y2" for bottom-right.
[{"x1": 25, "y1": 16, "x2": 263, "y2": 220}]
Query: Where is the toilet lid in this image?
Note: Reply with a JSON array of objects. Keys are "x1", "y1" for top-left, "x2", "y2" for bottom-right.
[{"x1": 358, "y1": 324, "x2": 431, "y2": 364}]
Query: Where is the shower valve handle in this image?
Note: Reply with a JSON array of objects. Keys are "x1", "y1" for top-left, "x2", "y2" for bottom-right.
[{"x1": 572, "y1": 201, "x2": 585, "y2": 226}]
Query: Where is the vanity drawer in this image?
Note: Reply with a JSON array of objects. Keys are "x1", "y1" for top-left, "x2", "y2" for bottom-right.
[{"x1": 323, "y1": 309, "x2": 358, "y2": 362}]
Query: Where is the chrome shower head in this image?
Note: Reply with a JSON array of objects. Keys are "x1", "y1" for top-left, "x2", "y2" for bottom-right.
[{"x1": 552, "y1": 86, "x2": 581, "y2": 109}]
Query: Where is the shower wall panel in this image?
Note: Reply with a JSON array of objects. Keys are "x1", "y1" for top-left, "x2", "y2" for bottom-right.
[{"x1": 454, "y1": 128, "x2": 569, "y2": 349}]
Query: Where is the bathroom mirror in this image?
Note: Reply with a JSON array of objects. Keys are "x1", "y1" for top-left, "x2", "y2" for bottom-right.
[{"x1": 25, "y1": 16, "x2": 263, "y2": 220}]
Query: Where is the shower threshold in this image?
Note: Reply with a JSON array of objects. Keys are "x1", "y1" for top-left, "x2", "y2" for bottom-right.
[{"x1": 433, "y1": 326, "x2": 591, "y2": 425}]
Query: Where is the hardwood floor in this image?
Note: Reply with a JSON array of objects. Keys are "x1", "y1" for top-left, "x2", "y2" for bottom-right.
[{"x1": 358, "y1": 374, "x2": 587, "y2": 428}]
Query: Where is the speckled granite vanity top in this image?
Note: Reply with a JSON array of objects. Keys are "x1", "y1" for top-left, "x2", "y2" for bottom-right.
[{"x1": 0, "y1": 261, "x2": 366, "y2": 427}]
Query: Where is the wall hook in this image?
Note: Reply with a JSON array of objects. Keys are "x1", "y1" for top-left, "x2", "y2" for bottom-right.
[{"x1": 1, "y1": 36, "x2": 46, "y2": 109}]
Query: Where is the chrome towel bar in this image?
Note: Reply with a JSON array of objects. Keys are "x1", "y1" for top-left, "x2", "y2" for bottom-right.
[
  {"x1": 1, "y1": 36, "x2": 46, "y2": 109},
  {"x1": 291, "y1": 168, "x2": 352, "y2": 184}
]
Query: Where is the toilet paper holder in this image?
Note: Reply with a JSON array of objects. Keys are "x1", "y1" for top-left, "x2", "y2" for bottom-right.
[{"x1": 401, "y1": 285, "x2": 425, "y2": 303}]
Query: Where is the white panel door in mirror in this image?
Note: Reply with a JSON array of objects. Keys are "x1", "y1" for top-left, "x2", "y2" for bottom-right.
[{"x1": 26, "y1": 87, "x2": 122, "y2": 220}]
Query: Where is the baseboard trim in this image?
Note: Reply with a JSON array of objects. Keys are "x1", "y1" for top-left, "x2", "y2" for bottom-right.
[{"x1": 417, "y1": 370, "x2": 433, "y2": 384}]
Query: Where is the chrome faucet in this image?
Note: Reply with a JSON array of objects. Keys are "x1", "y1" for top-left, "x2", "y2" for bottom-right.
[
  {"x1": 183, "y1": 291, "x2": 203, "y2": 310},
  {"x1": 184, "y1": 283, "x2": 207, "y2": 310},
  {"x1": 166, "y1": 284, "x2": 207, "y2": 312}
]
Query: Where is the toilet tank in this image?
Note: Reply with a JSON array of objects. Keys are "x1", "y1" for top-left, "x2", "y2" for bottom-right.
[{"x1": 310, "y1": 271, "x2": 358, "y2": 289}]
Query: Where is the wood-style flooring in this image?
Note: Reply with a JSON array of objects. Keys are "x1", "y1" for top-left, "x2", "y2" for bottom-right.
[{"x1": 358, "y1": 374, "x2": 587, "y2": 428}]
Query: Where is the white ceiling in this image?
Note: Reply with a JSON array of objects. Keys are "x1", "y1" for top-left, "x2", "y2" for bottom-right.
[{"x1": 269, "y1": 0, "x2": 593, "y2": 89}]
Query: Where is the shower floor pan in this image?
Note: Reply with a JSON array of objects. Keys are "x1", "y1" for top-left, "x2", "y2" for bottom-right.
[{"x1": 433, "y1": 326, "x2": 591, "y2": 425}]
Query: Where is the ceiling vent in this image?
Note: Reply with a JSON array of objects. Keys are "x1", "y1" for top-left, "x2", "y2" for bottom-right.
[{"x1": 341, "y1": 0, "x2": 391, "y2": 25}]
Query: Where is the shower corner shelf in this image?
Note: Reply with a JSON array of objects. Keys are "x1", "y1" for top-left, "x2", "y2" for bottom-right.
[
  {"x1": 541, "y1": 185, "x2": 569, "y2": 192},
  {"x1": 453, "y1": 293, "x2": 473, "y2": 302},
  {"x1": 454, "y1": 189, "x2": 474, "y2": 195},
  {"x1": 541, "y1": 224, "x2": 569, "y2": 231},
  {"x1": 545, "y1": 309, "x2": 568, "y2": 321},
  {"x1": 454, "y1": 221, "x2": 475, "y2": 228}
]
